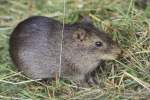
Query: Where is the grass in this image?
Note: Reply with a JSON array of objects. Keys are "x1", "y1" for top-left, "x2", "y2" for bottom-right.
[{"x1": 0, "y1": 0, "x2": 150, "y2": 99}]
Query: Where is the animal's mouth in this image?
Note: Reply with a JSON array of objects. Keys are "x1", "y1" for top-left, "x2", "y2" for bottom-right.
[{"x1": 110, "y1": 48, "x2": 123, "y2": 57}]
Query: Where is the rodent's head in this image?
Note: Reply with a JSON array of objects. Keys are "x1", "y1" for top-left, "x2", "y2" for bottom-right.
[{"x1": 70, "y1": 16, "x2": 121, "y2": 61}]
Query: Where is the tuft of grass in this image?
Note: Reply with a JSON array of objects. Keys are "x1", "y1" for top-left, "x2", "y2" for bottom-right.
[{"x1": 0, "y1": 0, "x2": 150, "y2": 99}]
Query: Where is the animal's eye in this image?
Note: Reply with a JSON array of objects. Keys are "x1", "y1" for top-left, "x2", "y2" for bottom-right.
[{"x1": 95, "y1": 41, "x2": 103, "y2": 47}]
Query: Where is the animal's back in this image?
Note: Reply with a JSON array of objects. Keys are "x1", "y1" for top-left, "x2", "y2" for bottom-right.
[{"x1": 9, "y1": 16, "x2": 62, "y2": 79}]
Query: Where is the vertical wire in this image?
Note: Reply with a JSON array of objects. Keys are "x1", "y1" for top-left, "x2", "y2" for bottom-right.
[{"x1": 59, "y1": 0, "x2": 66, "y2": 79}]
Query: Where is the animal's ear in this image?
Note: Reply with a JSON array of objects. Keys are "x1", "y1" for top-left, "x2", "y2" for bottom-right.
[
  {"x1": 73, "y1": 28, "x2": 87, "y2": 41},
  {"x1": 79, "y1": 15, "x2": 93, "y2": 24}
]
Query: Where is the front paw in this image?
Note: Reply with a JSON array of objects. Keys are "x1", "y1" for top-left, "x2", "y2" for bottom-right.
[{"x1": 85, "y1": 74, "x2": 99, "y2": 87}]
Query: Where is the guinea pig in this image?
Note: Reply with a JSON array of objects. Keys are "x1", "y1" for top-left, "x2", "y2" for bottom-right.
[{"x1": 9, "y1": 16, "x2": 121, "y2": 84}]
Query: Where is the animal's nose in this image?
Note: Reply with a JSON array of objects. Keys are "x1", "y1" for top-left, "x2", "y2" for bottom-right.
[
  {"x1": 120, "y1": 49, "x2": 123, "y2": 55},
  {"x1": 117, "y1": 49, "x2": 124, "y2": 58}
]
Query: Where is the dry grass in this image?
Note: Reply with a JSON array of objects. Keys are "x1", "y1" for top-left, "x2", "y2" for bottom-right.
[{"x1": 0, "y1": 0, "x2": 150, "y2": 99}]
